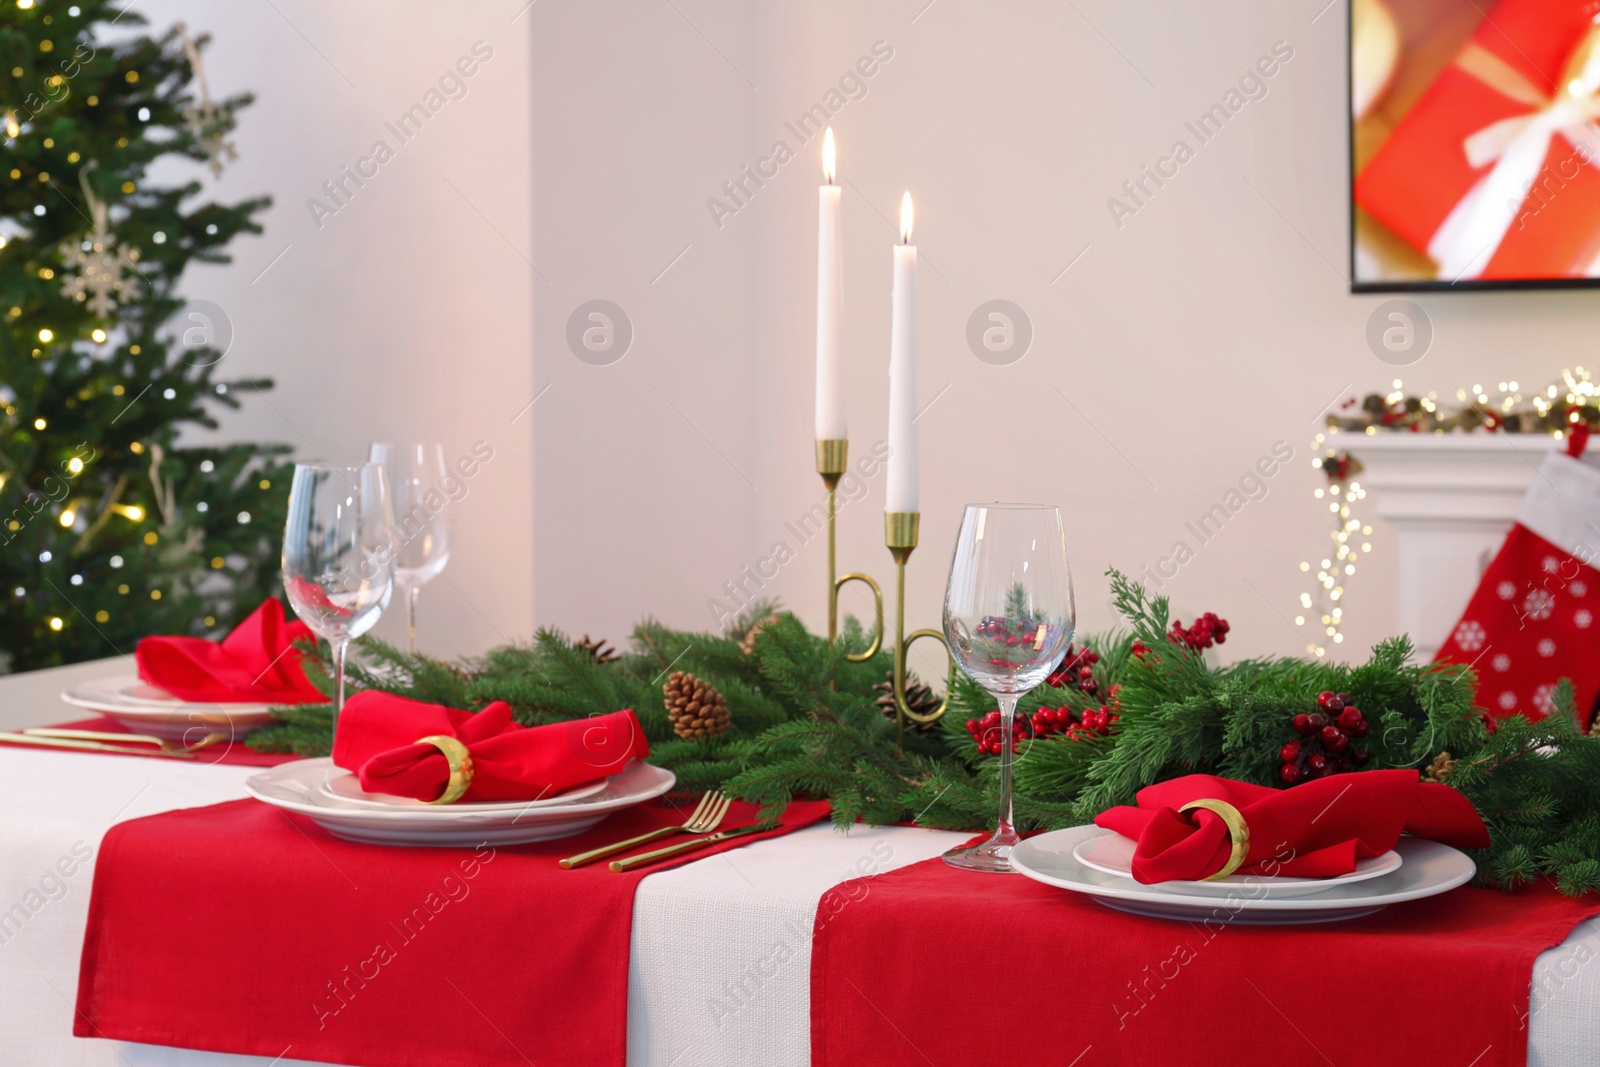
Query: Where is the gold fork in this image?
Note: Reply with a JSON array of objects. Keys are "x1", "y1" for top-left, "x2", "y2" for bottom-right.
[
  {"x1": 15, "y1": 728, "x2": 226, "y2": 759},
  {"x1": 559, "y1": 790, "x2": 731, "y2": 869}
]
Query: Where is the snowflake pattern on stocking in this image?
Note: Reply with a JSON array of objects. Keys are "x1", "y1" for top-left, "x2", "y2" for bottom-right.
[
  {"x1": 1498, "y1": 581, "x2": 1517, "y2": 600},
  {"x1": 1578, "y1": 610, "x2": 1593, "y2": 629},
  {"x1": 1454, "y1": 620, "x2": 1486, "y2": 651},
  {"x1": 1493, "y1": 653, "x2": 1511, "y2": 672},
  {"x1": 1522, "y1": 588, "x2": 1555, "y2": 622},
  {"x1": 1498, "y1": 691, "x2": 1517, "y2": 710},
  {"x1": 1533, "y1": 684, "x2": 1555, "y2": 715},
  {"x1": 1538, "y1": 638, "x2": 1557, "y2": 657},
  {"x1": 58, "y1": 228, "x2": 142, "y2": 318},
  {"x1": 1573, "y1": 580, "x2": 1589, "y2": 598}
]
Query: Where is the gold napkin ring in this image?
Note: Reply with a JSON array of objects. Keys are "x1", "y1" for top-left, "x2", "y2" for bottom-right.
[
  {"x1": 417, "y1": 734, "x2": 474, "y2": 804},
  {"x1": 1179, "y1": 798, "x2": 1250, "y2": 881}
]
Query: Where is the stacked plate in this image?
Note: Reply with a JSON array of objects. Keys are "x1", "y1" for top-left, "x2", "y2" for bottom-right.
[
  {"x1": 62, "y1": 675, "x2": 278, "y2": 738},
  {"x1": 245, "y1": 757, "x2": 676, "y2": 847},
  {"x1": 1010, "y1": 825, "x2": 1476, "y2": 924}
]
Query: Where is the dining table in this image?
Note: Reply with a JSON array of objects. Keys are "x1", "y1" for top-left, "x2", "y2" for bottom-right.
[{"x1": 2, "y1": 658, "x2": 1599, "y2": 1066}]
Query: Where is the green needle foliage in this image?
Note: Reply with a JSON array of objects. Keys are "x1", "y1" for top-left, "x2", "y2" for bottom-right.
[
  {"x1": 1, "y1": 2, "x2": 291, "y2": 669},
  {"x1": 251, "y1": 572, "x2": 1600, "y2": 895}
]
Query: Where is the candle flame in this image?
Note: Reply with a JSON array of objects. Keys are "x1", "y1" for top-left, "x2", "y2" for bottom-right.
[
  {"x1": 899, "y1": 192, "x2": 913, "y2": 243},
  {"x1": 822, "y1": 127, "x2": 835, "y2": 184}
]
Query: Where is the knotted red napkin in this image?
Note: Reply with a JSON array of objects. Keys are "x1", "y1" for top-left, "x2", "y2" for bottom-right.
[
  {"x1": 331, "y1": 690, "x2": 648, "y2": 802},
  {"x1": 135, "y1": 599, "x2": 323, "y2": 704},
  {"x1": 1094, "y1": 770, "x2": 1490, "y2": 883}
]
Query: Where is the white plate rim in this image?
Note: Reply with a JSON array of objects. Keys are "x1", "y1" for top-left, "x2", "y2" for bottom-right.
[
  {"x1": 318, "y1": 767, "x2": 611, "y2": 811},
  {"x1": 63, "y1": 675, "x2": 275, "y2": 717},
  {"x1": 1012, "y1": 824, "x2": 1474, "y2": 912},
  {"x1": 1071, "y1": 829, "x2": 1403, "y2": 896},
  {"x1": 246, "y1": 757, "x2": 676, "y2": 825}
]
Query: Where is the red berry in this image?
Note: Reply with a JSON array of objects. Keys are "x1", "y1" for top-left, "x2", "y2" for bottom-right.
[
  {"x1": 1308, "y1": 713, "x2": 1329, "y2": 730},
  {"x1": 1308, "y1": 753, "x2": 1329, "y2": 773},
  {"x1": 1350, "y1": 719, "x2": 1369, "y2": 738},
  {"x1": 1336, "y1": 707, "x2": 1364, "y2": 731},
  {"x1": 1292, "y1": 714, "x2": 1314, "y2": 736},
  {"x1": 1316, "y1": 690, "x2": 1337, "y2": 710},
  {"x1": 1280, "y1": 741, "x2": 1302, "y2": 762},
  {"x1": 1281, "y1": 764, "x2": 1302, "y2": 784},
  {"x1": 1352, "y1": 746, "x2": 1371, "y2": 765}
]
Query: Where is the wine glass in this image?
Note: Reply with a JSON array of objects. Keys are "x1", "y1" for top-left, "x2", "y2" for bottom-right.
[
  {"x1": 942, "y1": 503, "x2": 1075, "y2": 872},
  {"x1": 368, "y1": 442, "x2": 455, "y2": 652},
  {"x1": 281, "y1": 463, "x2": 396, "y2": 734}
]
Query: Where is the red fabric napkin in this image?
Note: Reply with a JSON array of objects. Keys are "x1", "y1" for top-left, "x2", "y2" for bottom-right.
[
  {"x1": 135, "y1": 599, "x2": 323, "y2": 704},
  {"x1": 332, "y1": 690, "x2": 648, "y2": 802},
  {"x1": 76, "y1": 796, "x2": 831, "y2": 1067},
  {"x1": 810, "y1": 850, "x2": 1600, "y2": 1067},
  {"x1": 1094, "y1": 770, "x2": 1491, "y2": 883}
]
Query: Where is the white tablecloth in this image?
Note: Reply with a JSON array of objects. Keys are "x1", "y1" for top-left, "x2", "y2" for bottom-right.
[{"x1": 2, "y1": 661, "x2": 1598, "y2": 1066}]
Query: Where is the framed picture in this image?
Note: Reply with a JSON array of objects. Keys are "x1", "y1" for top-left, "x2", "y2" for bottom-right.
[{"x1": 1350, "y1": 0, "x2": 1600, "y2": 291}]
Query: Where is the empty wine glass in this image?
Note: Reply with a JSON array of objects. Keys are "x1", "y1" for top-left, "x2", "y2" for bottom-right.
[
  {"x1": 368, "y1": 442, "x2": 454, "y2": 652},
  {"x1": 942, "y1": 503, "x2": 1075, "y2": 872},
  {"x1": 282, "y1": 463, "x2": 396, "y2": 734}
]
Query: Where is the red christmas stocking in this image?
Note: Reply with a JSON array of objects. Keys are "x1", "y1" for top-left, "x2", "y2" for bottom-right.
[{"x1": 1433, "y1": 432, "x2": 1600, "y2": 731}]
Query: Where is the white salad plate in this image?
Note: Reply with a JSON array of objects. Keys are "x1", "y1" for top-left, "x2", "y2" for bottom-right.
[
  {"x1": 1012, "y1": 824, "x2": 1474, "y2": 925},
  {"x1": 319, "y1": 769, "x2": 609, "y2": 812},
  {"x1": 246, "y1": 757, "x2": 676, "y2": 846},
  {"x1": 61, "y1": 676, "x2": 277, "y2": 738},
  {"x1": 1071, "y1": 829, "x2": 1402, "y2": 898}
]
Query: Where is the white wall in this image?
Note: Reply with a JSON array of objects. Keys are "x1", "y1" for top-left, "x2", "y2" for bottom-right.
[
  {"x1": 138, "y1": 0, "x2": 534, "y2": 658},
  {"x1": 531, "y1": 0, "x2": 1592, "y2": 673},
  {"x1": 149, "y1": 1, "x2": 1585, "y2": 670}
]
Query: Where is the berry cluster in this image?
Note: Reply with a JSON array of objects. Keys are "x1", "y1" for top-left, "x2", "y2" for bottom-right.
[
  {"x1": 1045, "y1": 645, "x2": 1100, "y2": 695},
  {"x1": 1169, "y1": 612, "x2": 1230, "y2": 651},
  {"x1": 975, "y1": 616, "x2": 1032, "y2": 645},
  {"x1": 964, "y1": 704, "x2": 1119, "y2": 755},
  {"x1": 1279, "y1": 690, "x2": 1372, "y2": 784},
  {"x1": 965, "y1": 710, "x2": 1026, "y2": 755}
]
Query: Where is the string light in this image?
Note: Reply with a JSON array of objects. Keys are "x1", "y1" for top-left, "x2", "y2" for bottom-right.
[
  {"x1": 111, "y1": 503, "x2": 143, "y2": 520},
  {"x1": 1301, "y1": 369, "x2": 1596, "y2": 654}
]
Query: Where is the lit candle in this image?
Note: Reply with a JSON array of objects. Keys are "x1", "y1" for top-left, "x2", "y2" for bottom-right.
[
  {"x1": 885, "y1": 191, "x2": 918, "y2": 513},
  {"x1": 815, "y1": 129, "x2": 846, "y2": 441}
]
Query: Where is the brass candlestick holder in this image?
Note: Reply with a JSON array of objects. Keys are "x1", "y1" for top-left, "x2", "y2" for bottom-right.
[
  {"x1": 884, "y1": 511, "x2": 952, "y2": 746},
  {"x1": 817, "y1": 439, "x2": 882, "y2": 661}
]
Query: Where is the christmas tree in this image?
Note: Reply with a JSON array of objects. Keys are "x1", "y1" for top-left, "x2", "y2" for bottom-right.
[{"x1": 1, "y1": 2, "x2": 292, "y2": 671}]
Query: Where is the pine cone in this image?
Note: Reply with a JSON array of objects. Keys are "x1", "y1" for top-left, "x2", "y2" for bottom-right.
[
  {"x1": 874, "y1": 672, "x2": 941, "y2": 732},
  {"x1": 576, "y1": 634, "x2": 619, "y2": 665},
  {"x1": 1423, "y1": 751, "x2": 1456, "y2": 783},
  {"x1": 740, "y1": 613, "x2": 782, "y2": 655},
  {"x1": 665, "y1": 671, "x2": 731, "y2": 739}
]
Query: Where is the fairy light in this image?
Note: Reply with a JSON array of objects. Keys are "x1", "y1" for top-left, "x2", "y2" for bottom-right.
[{"x1": 1301, "y1": 368, "x2": 1597, "y2": 656}]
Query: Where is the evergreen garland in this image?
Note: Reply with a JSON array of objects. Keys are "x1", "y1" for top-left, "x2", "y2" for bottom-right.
[{"x1": 250, "y1": 573, "x2": 1600, "y2": 896}]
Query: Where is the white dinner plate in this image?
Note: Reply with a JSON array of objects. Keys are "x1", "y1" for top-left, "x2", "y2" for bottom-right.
[
  {"x1": 245, "y1": 757, "x2": 677, "y2": 846},
  {"x1": 319, "y1": 768, "x2": 609, "y2": 811},
  {"x1": 1012, "y1": 824, "x2": 1475, "y2": 924},
  {"x1": 61, "y1": 676, "x2": 278, "y2": 738},
  {"x1": 1072, "y1": 829, "x2": 1402, "y2": 898}
]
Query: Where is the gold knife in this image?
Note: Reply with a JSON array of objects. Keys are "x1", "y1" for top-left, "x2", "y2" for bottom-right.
[
  {"x1": 609, "y1": 822, "x2": 779, "y2": 873},
  {"x1": 0, "y1": 732, "x2": 197, "y2": 759}
]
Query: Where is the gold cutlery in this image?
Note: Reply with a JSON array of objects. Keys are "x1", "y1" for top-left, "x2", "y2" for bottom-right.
[
  {"x1": 0, "y1": 729, "x2": 224, "y2": 759},
  {"x1": 609, "y1": 821, "x2": 778, "y2": 873},
  {"x1": 559, "y1": 789, "x2": 731, "y2": 869}
]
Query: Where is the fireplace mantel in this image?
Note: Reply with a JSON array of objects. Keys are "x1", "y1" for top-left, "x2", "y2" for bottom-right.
[{"x1": 1341, "y1": 432, "x2": 1563, "y2": 661}]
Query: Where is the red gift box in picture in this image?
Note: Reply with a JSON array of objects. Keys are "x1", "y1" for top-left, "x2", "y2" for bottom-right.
[{"x1": 1355, "y1": 0, "x2": 1600, "y2": 281}]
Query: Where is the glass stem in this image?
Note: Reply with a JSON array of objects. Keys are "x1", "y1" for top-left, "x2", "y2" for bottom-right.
[
  {"x1": 407, "y1": 585, "x2": 420, "y2": 654},
  {"x1": 332, "y1": 638, "x2": 349, "y2": 741},
  {"x1": 994, "y1": 692, "x2": 1019, "y2": 844}
]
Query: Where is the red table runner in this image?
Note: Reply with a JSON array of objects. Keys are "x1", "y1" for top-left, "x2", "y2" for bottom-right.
[
  {"x1": 0, "y1": 716, "x2": 297, "y2": 767},
  {"x1": 810, "y1": 853, "x2": 1600, "y2": 1067},
  {"x1": 76, "y1": 794, "x2": 829, "y2": 1067}
]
